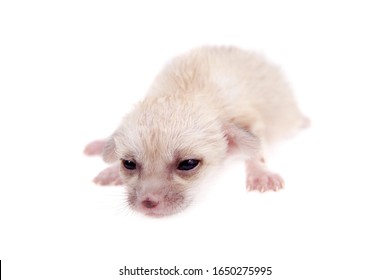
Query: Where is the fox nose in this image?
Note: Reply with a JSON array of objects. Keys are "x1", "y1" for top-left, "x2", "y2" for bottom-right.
[{"x1": 142, "y1": 198, "x2": 159, "y2": 209}]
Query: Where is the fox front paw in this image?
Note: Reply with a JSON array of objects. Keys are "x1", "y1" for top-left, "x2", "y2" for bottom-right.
[
  {"x1": 93, "y1": 165, "x2": 122, "y2": 186},
  {"x1": 246, "y1": 169, "x2": 284, "y2": 192}
]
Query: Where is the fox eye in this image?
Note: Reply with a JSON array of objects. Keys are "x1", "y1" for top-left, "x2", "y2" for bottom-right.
[
  {"x1": 122, "y1": 159, "x2": 136, "y2": 170},
  {"x1": 177, "y1": 159, "x2": 200, "y2": 171}
]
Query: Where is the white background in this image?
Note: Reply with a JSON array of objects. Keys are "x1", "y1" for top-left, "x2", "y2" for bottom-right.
[{"x1": 1, "y1": 1, "x2": 389, "y2": 279}]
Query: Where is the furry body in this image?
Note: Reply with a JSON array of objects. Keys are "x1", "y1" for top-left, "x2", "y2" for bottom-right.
[{"x1": 85, "y1": 46, "x2": 307, "y2": 217}]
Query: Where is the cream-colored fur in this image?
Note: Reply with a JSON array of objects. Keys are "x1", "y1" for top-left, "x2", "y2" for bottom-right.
[{"x1": 85, "y1": 46, "x2": 307, "y2": 217}]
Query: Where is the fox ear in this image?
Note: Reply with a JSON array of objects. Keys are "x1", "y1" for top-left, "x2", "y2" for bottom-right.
[
  {"x1": 102, "y1": 135, "x2": 118, "y2": 163},
  {"x1": 224, "y1": 123, "x2": 260, "y2": 156}
]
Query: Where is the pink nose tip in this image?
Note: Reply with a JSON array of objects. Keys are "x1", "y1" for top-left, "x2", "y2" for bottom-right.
[{"x1": 142, "y1": 199, "x2": 159, "y2": 209}]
